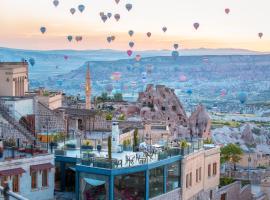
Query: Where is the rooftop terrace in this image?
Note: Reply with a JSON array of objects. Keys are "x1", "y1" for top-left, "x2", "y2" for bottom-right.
[{"x1": 55, "y1": 138, "x2": 205, "y2": 169}]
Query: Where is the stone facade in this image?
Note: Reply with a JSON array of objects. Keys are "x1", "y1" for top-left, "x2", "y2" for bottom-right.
[
  {"x1": 0, "y1": 153, "x2": 55, "y2": 200},
  {"x1": 150, "y1": 188, "x2": 181, "y2": 200},
  {"x1": 181, "y1": 146, "x2": 220, "y2": 200},
  {"x1": 216, "y1": 181, "x2": 253, "y2": 200}
]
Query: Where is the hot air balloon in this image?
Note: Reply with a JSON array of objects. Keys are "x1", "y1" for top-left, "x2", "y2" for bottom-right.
[
  {"x1": 40, "y1": 27, "x2": 46, "y2": 34},
  {"x1": 78, "y1": 5, "x2": 85, "y2": 13},
  {"x1": 111, "y1": 36, "x2": 116, "y2": 41},
  {"x1": 225, "y1": 8, "x2": 230, "y2": 14},
  {"x1": 146, "y1": 32, "x2": 151, "y2": 38},
  {"x1": 125, "y1": 3, "x2": 132, "y2": 11},
  {"x1": 135, "y1": 55, "x2": 141, "y2": 62},
  {"x1": 173, "y1": 43, "x2": 179, "y2": 50},
  {"x1": 70, "y1": 8, "x2": 76, "y2": 15},
  {"x1": 115, "y1": 0, "x2": 120, "y2": 4},
  {"x1": 75, "y1": 36, "x2": 82, "y2": 42},
  {"x1": 28, "y1": 58, "x2": 35, "y2": 66},
  {"x1": 100, "y1": 12, "x2": 105, "y2": 17},
  {"x1": 162, "y1": 27, "x2": 167, "y2": 33},
  {"x1": 127, "y1": 50, "x2": 133, "y2": 56},
  {"x1": 107, "y1": 36, "x2": 112, "y2": 43},
  {"x1": 128, "y1": 30, "x2": 134, "y2": 37},
  {"x1": 129, "y1": 41, "x2": 134, "y2": 48},
  {"x1": 107, "y1": 13, "x2": 112, "y2": 18},
  {"x1": 53, "y1": 0, "x2": 59, "y2": 7},
  {"x1": 186, "y1": 89, "x2": 193, "y2": 95},
  {"x1": 101, "y1": 15, "x2": 108, "y2": 23},
  {"x1": 171, "y1": 51, "x2": 179, "y2": 60},
  {"x1": 258, "y1": 32, "x2": 263, "y2": 39},
  {"x1": 111, "y1": 72, "x2": 122, "y2": 81},
  {"x1": 193, "y1": 23, "x2": 200, "y2": 30},
  {"x1": 67, "y1": 35, "x2": 73, "y2": 42},
  {"x1": 220, "y1": 89, "x2": 227, "y2": 97},
  {"x1": 238, "y1": 92, "x2": 247, "y2": 104},
  {"x1": 64, "y1": 55, "x2": 68, "y2": 60},
  {"x1": 179, "y1": 75, "x2": 187, "y2": 82},
  {"x1": 114, "y1": 14, "x2": 120, "y2": 21}
]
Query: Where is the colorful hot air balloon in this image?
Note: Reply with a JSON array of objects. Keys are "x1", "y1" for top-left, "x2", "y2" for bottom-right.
[
  {"x1": 40, "y1": 27, "x2": 46, "y2": 34},
  {"x1": 28, "y1": 58, "x2": 35, "y2": 66},
  {"x1": 100, "y1": 12, "x2": 105, "y2": 17},
  {"x1": 162, "y1": 27, "x2": 167, "y2": 33},
  {"x1": 258, "y1": 32, "x2": 263, "y2": 39},
  {"x1": 70, "y1": 8, "x2": 76, "y2": 15},
  {"x1": 238, "y1": 92, "x2": 247, "y2": 104},
  {"x1": 193, "y1": 22, "x2": 200, "y2": 30},
  {"x1": 125, "y1": 3, "x2": 132, "y2": 11},
  {"x1": 127, "y1": 50, "x2": 133, "y2": 56},
  {"x1": 220, "y1": 89, "x2": 227, "y2": 97},
  {"x1": 179, "y1": 75, "x2": 187, "y2": 82},
  {"x1": 107, "y1": 36, "x2": 112, "y2": 43},
  {"x1": 111, "y1": 36, "x2": 116, "y2": 41},
  {"x1": 129, "y1": 41, "x2": 134, "y2": 48},
  {"x1": 186, "y1": 89, "x2": 193, "y2": 95},
  {"x1": 67, "y1": 35, "x2": 73, "y2": 42},
  {"x1": 64, "y1": 55, "x2": 68, "y2": 60},
  {"x1": 146, "y1": 32, "x2": 151, "y2": 38},
  {"x1": 107, "y1": 13, "x2": 112, "y2": 18},
  {"x1": 173, "y1": 43, "x2": 179, "y2": 50},
  {"x1": 114, "y1": 14, "x2": 120, "y2": 21},
  {"x1": 75, "y1": 36, "x2": 82, "y2": 42},
  {"x1": 115, "y1": 0, "x2": 120, "y2": 4},
  {"x1": 128, "y1": 30, "x2": 134, "y2": 37},
  {"x1": 225, "y1": 8, "x2": 230, "y2": 14},
  {"x1": 78, "y1": 5, "x2": 85, "y2": 13},
  {"x1": 53, "y1": 0, "x2": 59, "y2": 7},
  {"x1": 101, "y1": 15, "x2": 108, "y2": 23},
  {"x1": 111, "y1": 72, "x2": 122, "y2": 81},
  {"x1": 135, "y1": 55, "x2": 141, "y2": 62},
  {"x1": 171, "y1": 51, "x2": 179, "y2": 60}
]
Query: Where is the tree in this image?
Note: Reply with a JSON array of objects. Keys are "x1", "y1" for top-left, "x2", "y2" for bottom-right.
[
  {"x1": 133, "y1": 128, "x2": 139, "y2": 151},
  {"x1": 204, "y1": 138, "x2": 213, "y2": 144},
  {"x1": 220, "y1": 143, "x2": 243, "y2": 170},
  {"x1": 113, "y1": 93, "x2": 123, "y2": 101},
  {"x1": 179, "y1": 140, "x2": 189, "y2": 149},
  {"x1": 118, "y1": 114, "x2": 125, "y2": 121},
  {"x1": 106, "y1": 113, "x2": 113, "y2": 121},
  {"x1": 101, "y1": 92, "x2": 108, "y2": 101},
  {"x1": 108, "y1": 136, "x2": 112, "y2": 160}
]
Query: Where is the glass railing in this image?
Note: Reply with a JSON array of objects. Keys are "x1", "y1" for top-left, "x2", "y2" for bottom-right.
[{"x1": 54, "y1": 138, "x2": 205, "y2": 169}]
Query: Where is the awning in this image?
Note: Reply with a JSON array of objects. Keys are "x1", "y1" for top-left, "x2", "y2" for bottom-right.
[
  {"x1": 30, "y1": 163, "x2": 54, "y2": 172},
  {"x1": 0, "y1": 168, "x2": 25, "y2": 176},
  {"x1": 84, "y1": 178, "x2": 105, "y2": 187},
  {"x1": 69, "y1": 166, "x2": 76, "y2": 171}
]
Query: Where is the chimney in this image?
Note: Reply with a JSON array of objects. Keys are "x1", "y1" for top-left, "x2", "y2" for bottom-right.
[{"x1": 111, "y1": 122, "x2": 120, "y2": 152}]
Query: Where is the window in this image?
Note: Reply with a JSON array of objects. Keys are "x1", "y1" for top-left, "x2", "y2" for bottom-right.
[
  {"x1": 210, "y1": 190, "x2": 213, "y2": 200},
  {"x1": 213, "y1": 163, "x2": 217, "y2": 176},
  {"x1": 199, "y1": 167, "x2": 202, "y2": 181},
  {"x1": 12, "y1": 175, "x2": 19, "y2": 192},
  {"x1": 189, "y1": 172, "x2": 192, "y2": 187},
  {"x1": 221, "y1": 193, "x2": 227, "y2": 200},
  {"x1": 31, "y1": 171, "x2": 37, "y2": 189},
  {"x1": 196, "y1": 169, "x2": 198, "y2": 182},
  {"x1": 149, "y1": 167, "x2": 164, "y2": 198},
  {"x1": 186, "y1": 174, "x2": 189, "y2": 188},
  {"x1": 114, "y1": 171, "x2": 145, "y2": 200},
  {"x1": 166, "y1": 162, "x2": 180, "y2": 192},
  {"x1": 1, "y1": 176, "x2": 7, "y2": 187},
  {"x1": 208, "y1": 164, "x2": 211, "y2": 177},
  {"x1": 42, "y1": 170, "x2": 48, "y2": 187}
]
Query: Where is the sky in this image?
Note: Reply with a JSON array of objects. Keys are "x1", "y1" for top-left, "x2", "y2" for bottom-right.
[{"x1": 0, "y1": 0, "x2": 269, "y2": 51}]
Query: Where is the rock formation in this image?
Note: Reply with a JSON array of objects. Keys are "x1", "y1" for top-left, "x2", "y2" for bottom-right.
[{"x1": 189, "y1": 104, "x2": 211, "y2": 138}]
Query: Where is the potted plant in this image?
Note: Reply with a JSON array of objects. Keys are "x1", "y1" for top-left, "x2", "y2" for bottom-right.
[{"x1": 81, "y1": 140, "x2": 93, "y2": 150}]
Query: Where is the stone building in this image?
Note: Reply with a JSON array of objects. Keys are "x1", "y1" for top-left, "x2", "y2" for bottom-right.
[{"x1": 0, "y1": 62, "x2": 29, "y2": 96}]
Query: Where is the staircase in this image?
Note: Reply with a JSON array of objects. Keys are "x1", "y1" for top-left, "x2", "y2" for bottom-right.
[{"x1": 0, "y1": 102, "x2": 38, "y2": 145}]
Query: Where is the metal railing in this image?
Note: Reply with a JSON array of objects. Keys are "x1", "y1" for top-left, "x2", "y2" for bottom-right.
[
  {"x1": 0, "y1": 186, "x2": 29, "y2": 200},
  {"x1": 0, "y1": 102, "x2": 37, "y2": 144}
]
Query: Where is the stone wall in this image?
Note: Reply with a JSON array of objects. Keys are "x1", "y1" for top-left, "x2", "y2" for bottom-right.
[
  {"x1": 150, "y1": 188, "x2": 181, "y2": 200},
  {"x1": 216, "y1": 181, "x2": 253, "y2": 200}
]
